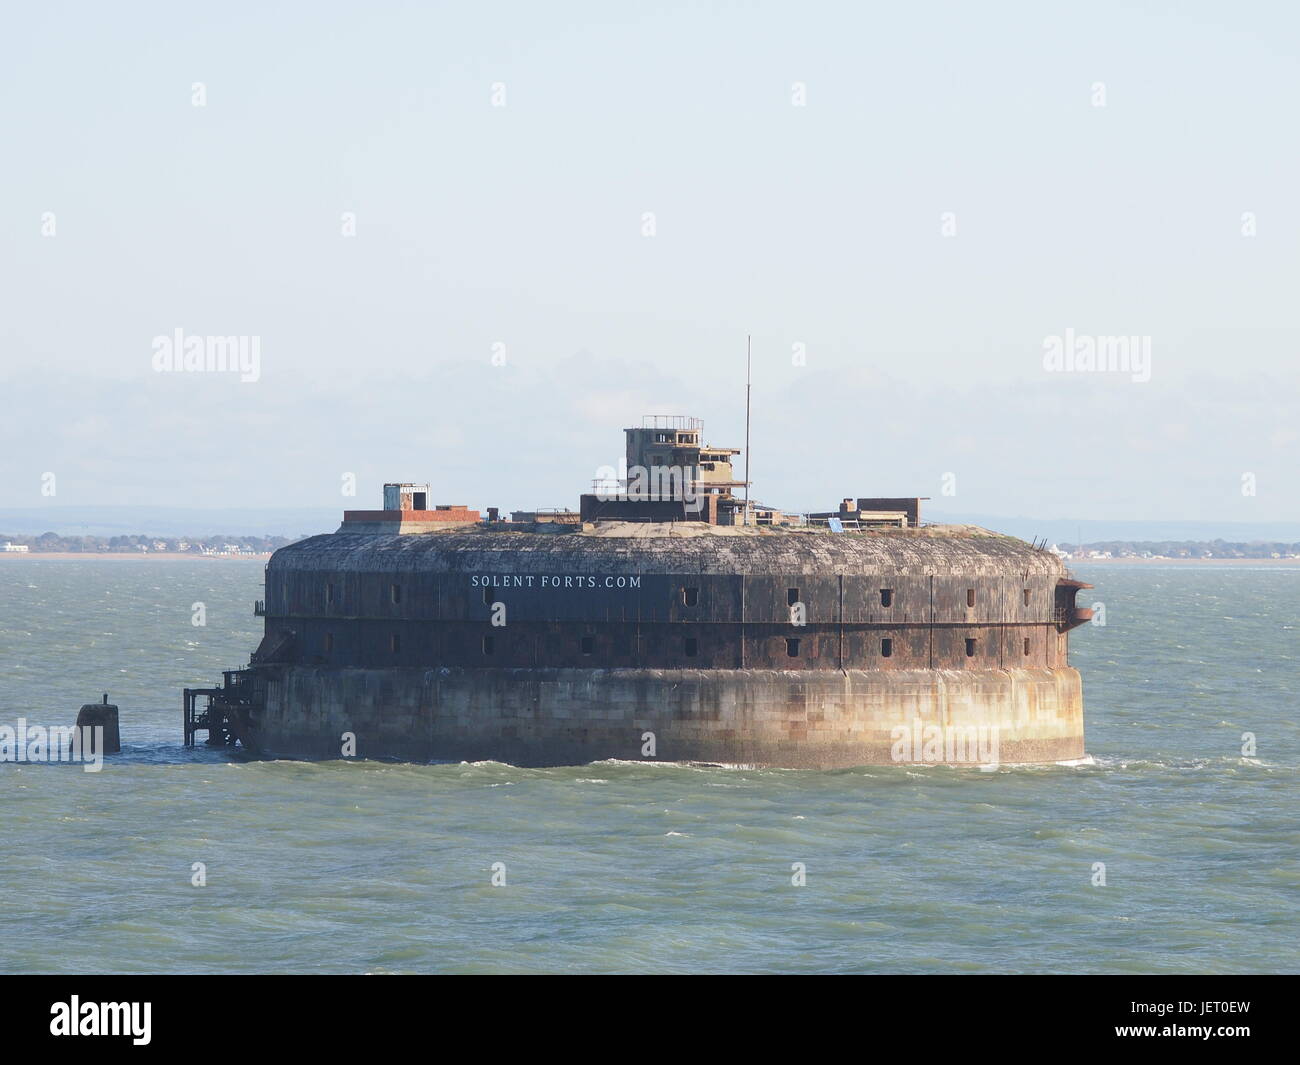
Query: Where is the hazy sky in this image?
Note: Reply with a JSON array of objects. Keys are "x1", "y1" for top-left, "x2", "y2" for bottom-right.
[{"x1": 2, "y1": 1, "x2": 1297, "y2": 522}]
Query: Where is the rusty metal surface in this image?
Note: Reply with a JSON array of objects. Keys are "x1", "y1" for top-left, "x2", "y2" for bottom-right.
[
  {"x1": 342, "y1": 508, "x2": 480, "y2": 523},
  {"x1": 251, "y1": 524, "x2": 1079, "y2": 673}
]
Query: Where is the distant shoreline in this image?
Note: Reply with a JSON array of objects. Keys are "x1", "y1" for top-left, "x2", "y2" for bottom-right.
[
  {"x1": 1068, "y1": 556, "x2": 1300, "y2": 566},
  {"x1": 0, "y1": 552, "x2": 269, "y2": 560},
  {"x1": 4, "y1": 552, "x2": 1297, "y2": 566}
]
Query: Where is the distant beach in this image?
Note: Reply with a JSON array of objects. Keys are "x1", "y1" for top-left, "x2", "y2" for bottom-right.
[
  {"x1": 1069, "y1": 556, "x2": 1300, "y2": 566},
  {"x1": 0, "y1": 552, "x2": 269, "y2": 560}
]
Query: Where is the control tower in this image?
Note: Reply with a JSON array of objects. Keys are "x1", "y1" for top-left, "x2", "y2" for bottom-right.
[
  {"x1": 622, "y1": 415, "x2": 746, "y2": 502},
  {"x1": 583, "y1": 415, "x2": 749, "y2": 523}
]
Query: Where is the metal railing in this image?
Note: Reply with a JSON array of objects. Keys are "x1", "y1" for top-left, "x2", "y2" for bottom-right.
[{"x1": 640, "y1": 414, "x2": 703, "y2": 431}]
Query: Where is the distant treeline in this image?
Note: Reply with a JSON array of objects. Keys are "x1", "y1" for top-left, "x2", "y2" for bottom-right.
[
  {"x1": 1061, "y1": 539, "x2": 1300, "y2": 559},
  {"x1": 0, "y1": 532, "x2": 304, "y2": 554}
]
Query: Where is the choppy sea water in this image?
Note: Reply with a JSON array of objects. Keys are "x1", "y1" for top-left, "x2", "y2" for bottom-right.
[{"x1": 0, "y1": 559, "x2": 1295, "y2": 974}]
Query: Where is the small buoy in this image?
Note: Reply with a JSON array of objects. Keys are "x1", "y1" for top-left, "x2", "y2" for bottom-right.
[{"x1": 75, "y1": 694, "x2": 121, "y2": 754}]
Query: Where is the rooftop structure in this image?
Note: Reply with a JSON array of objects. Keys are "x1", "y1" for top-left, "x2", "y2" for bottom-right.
[
  {"x1": 585, "y1": 414, "x2": 752, "y2": 524},
  {"x1": 808, "y1": 497, "x2": 929, "y2": 530},
  {"x1": 341, "y1": 482, "x2": 480, "y2": 533}
]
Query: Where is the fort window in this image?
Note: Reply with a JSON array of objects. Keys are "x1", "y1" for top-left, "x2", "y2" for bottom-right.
[
  {"x1": 880, "y1": 589, "x2": 893, "y2": 607},
  {"x1": 483, "y1": 587, "x2": 495, "y2": 605},
  {"x1": 482, "y1": 635, "x2": 495, "y2": 655},
  {"x1": 324, "y1": 633, "x2": 334, "y2": 654},
  {"x1": 684, "y1": 637, "x2": 698, "y2": 658},
  {"x1": 786, "y1": 637, "x2": 800, "y2": 657},
  {"x1": 1023, "y1": 588, "x2": 1030, "y2": 606},
  {"x1": 390, "y1": 634, "x2": 401, "y2": 654},
  {"x1": 1023, "y1": 637, "x2": 1031, "y2": 656},
  {"x1": 966, "y1": 588, "x2": 976, "y2": 607},
  {"x1": 390, "y1": 583, "x2": 402, "y2": 604},
  {"x1": 965, "y1": 638, "x2": 976, "y2": 657},
  {"x1": 326, "y1": 583, "x2": 335, "y2": 605},
  {"x1": 787, "y1": 587, "x2": 800, "y2": 607},
  {"x1": 881, "y1": 638, "x2": 893, "y2": 658},
  {"x1": 683, "y1": 586, "x2": 699, "y2": 607},
  {"x1": 581, "y1": 636, "x2": 594, "y2": 655}
]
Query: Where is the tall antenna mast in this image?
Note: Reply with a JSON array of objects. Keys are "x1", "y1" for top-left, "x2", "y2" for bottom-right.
[{"x1": 744, "y1": 334, "x2": 752, "y2": 526}]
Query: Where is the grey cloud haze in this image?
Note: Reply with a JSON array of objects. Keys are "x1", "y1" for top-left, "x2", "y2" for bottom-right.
[{"x1": 2, "y1": 2, "x2": 1297, "y2": 526}]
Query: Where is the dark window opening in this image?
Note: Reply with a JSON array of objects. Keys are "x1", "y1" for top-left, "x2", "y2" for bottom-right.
[
  {"x1": 881, "y1": 638, "x2": 893, "y2": 658},
  {"x1": 390, "y1": 583, "x2": 402, "y2": 604},
  {"x1": 390, "y1": 634, "x2": 401, "y2": 654},
  {"x1": 1023, "y1": 588, "x2": 1030, "y2": 606},
  {"x1": 581, "y1": 635, "x2": 594, "y2": 655},
  {"x1": 965, "y1": 638, "x2": 976, "y2": 657},
  {"x1": 683, "y1": 586, "x2": 699, "y2": 607},
  {"x1": 482, "y1": 635, "x2": 495, "y2": 655},
  {"x1": 787, "y1": 587, "x2": 800, "y2": 606},
  {"x1": 684, "y1": 637, "x2": 698, "y2": 658},
  {"x1": 326, "y1": 583, "x2": 335, "y2": 605},
  {"x1": 412, "y1": 491, "x2": 427, "y2": 510},
  {"x1": 786, "y1": 637, "x2": 800, "y2": 657},
  {"x1": 324, "y1": 633, "x2": 334, "y2": 654},
  {"x1": 880, "y1": 589, "x2": 893, "y2": 607},
  {"x1": 483, "y1": 587, "x2": 495, "y2": 605},
  {"x1": 966, "y1": 588, "x2": 976, "y2": 607},
  {"x1": 1023, "y1": 637, "x2": 1031, "y2": 656}
]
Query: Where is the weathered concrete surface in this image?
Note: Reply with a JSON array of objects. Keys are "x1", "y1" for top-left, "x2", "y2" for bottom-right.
[
  {"x1": 273, "y1": 521, "x2": 1064, "y2": 578},
  {"x1": 248, "y1": 665, "x2": 1084, "y2": 768}
]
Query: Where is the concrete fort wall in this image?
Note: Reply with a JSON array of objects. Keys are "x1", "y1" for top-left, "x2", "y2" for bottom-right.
[
  {"x1": 260, "y1": 566, "x2": 1074, "y2": 671},
  {"x1": 250, "y1": 664, "x2": 1085, "y2": 769},
  {"x1": 232, "y1": 525, "x2": 1088, "y2": 767}
]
